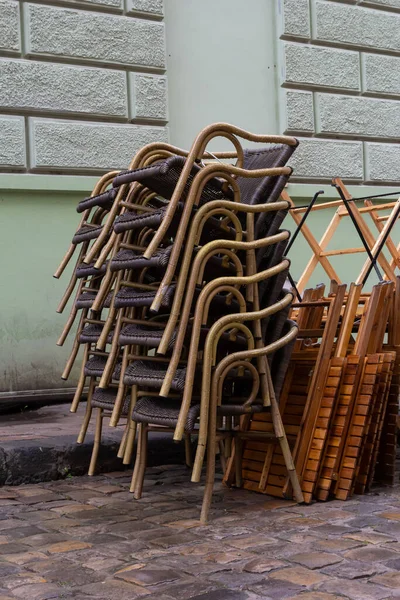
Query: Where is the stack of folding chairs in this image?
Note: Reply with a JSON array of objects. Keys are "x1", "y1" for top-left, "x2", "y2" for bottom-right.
[{"x1": 54, "y1": 123, "x2": 304, "y2": 522}]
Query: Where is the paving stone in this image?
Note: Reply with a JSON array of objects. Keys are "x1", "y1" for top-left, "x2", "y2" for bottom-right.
[
  {"x1": 51, "y1": 504, "x2": 98, "y2": 515},
  {"x1": 249, "y1": 579, "x2": 304, "y2": 599},
  {"x1": 315, "y1": 539, "x2": 363, "y2": 552},
  {"x1": 79, "y1": 579, "x2": 157, "y2": 598},
  {"x1": 2, "y1": 572, "x2": 47, "y2": 589},
  {"x1": 268, "y1": 565, "x2": 328, "y2": 586},
  {"x1": 289, "y1": 552, "x2": 343, "y2": 570},
  {"x1": 44, "y1": 518, "x2": 82, "y2": 530},
  {"x1": 226, "y1": 535, "x2": 279, "y2": 550},
  {"x1": 43, "y1": 540, "x2": 92, "y2": 554},
  {"x1": 0, "y1": 563, "x2": 20, "y2": 577},
  {"x1": 0, "y1": 491, "x2": 18, "y2": 500},
  {"x1": 190, "y1": 592, "x2": 256, "y2": 600},
  {"x1": 373, "y1": 521, "x2": 400, "y2": 537},
  {"x1": 345, "y1": 516, "x2": 387, "y2": 529},
  {"x1": 371, "y1": 571, "x2": 400, "y2": 588},
  {"x1": 204, "y1": 550, "x2": 255, "y2": 564},
  {"x1": 318, "y1": 577, "x2": 390, "y2": 600},
  {"x1": 286, "y1": 594, "x2": 347, "y2": 600},
  {"x1": 1, "y1": 551, "x2": 48, "y2": 565},
  {"x1": 384, "y1": 557, "x2": 400, "y2": 570},
  {"x1": 0, "y1": 519, "x2": 26, "y2": 530},
  {"x1": 312, "y1": 525, "x2": 358, "y2": 536},
  {"x1": 115, "y1": 566, "x2": 181, "y2": 586},
  {"x1": 2, "y1": 526, "x2": 46, "y2": 541},
  {"x1": 79, "y1": 555, "x2": 126, "y2": 573},
  {"x1": 379, "y1": 512, "x2": 400, "y2": 521},
  {"x1": 11, "y1": 583, "x2": 64, "y2": 599},
  {"x1": 344, "y1": 546, "x2": 399, "y2": 562},
  {"x1": 85, "y1": 533, "x2": 125, "y2": 545},
  {"x1": 208, "y1": 570, "x2": 266, "y2": 589},
  {"x1": 321, "y1": 559, "x2": 384, "y2": 579},
  {"x1": 158, "y1": 579, "x2": 220, "y2": 599},
  {"x1": 22, "y1": 533, "x2": 71, "y2": 547},
  {"x1": 0, "y1": 543, "x2": 30, "y2": 555},
  {"x1": 243, "y1": 558, "x2": 286, "y2": 573},
  {"x1": 149, "y1": 532, "x2": 198, "y2": 548},
  {"x1": 344, "y1": 531, "x2": 396, "y2": 545}
]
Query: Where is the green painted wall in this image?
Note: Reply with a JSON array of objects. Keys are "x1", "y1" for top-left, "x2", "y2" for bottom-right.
[{"x1": 0, "y1": 190, "x2": 88, "y2": 393}]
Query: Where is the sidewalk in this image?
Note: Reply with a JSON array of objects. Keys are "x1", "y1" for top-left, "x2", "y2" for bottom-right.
[
  {"x1": 0, "y1": 404, "x2": 182, "y2": 485},
  {"x1": 0, "y1": 465, "x2": 400, "y2": 599}
]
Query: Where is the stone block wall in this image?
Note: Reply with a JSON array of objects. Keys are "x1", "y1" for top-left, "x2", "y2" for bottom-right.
[
  {"x1": 278, "y1": 0, "x2": 400, "y2": 183},
  {"x1": 0, "y1": 0, "x2": 168, "y2": 174}
]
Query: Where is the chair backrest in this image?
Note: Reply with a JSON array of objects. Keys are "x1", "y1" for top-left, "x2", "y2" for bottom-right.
[
  {"x1": 238, "y1": 144, "x2": 297, "y2": 205},
  {"x1": 270, "y1": 318, "x2": 297, "y2": 401},
  {"x1": 113, "y1": 155, "x2": 234, "y2": 204}
]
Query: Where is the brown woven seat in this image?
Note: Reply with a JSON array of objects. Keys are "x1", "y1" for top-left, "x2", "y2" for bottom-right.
[
  {"x1": 84, "y1": 355, "x2": 121, "y2": 379},
  {"x1": 114, "y1": 204, "x2": 183, "y2": 235},
  {"x1": 79, "y1": 324, "x2": 114, "y2": 344},
  {"x1": 112, "y1": 155, "x2": 233, "y2": 204},
  {"x1": 123, "y1": 360, "x2": 186, "y2": 392},
  {"x1": 72, "y1": 224, "x2": 104, "y2": 244},
  {"x1": 75, "y1": 290, "x2": 113, "y2": 309},
  {"x1": 76, "y1": 261, "x2": 108, "y2": 278},
  {"x1": 132, "y1": 396, "x2": 200, "y2": 433},
  {"x1": 114, "y1": 285, "x2": 176, "y2": 309},
  {"x1": 118, "y1": 323, "x2": 177, "y2": 350},
  {"x1": 110, "y1": 246, "x2": 173, "y2": 273},
  {"x1": 77, "y1": 188, "x2": 118, "y2": 214},
  {"x1": 91, "y1": 386, "x2": 130, "y2": 415}
]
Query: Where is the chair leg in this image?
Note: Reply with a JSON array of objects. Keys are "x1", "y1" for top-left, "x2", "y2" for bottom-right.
[
  {"x1": 88, "y1": 408, "x2": 103, "y2": 476},
  {"x1": 123, "y1": 421, "x2": 137, "y2": 465},
  {"x1": 130, "y1": 422, "x2": 142, "y2": 493},
  {"x1": 234, "y1": 437, "x2": 243, "y2": 488},
  {"x1": 270, "y1": 392, "x2": 304, "y2": 503},
  {"x1": 77, "y1": 400, "x2": 92, "y2": 444},
  {"x1": 134, "y1": 423, "x2": 148, "y2": 500},
  {"x1": 200, "y1": 395, "x2": 218, "y2": 524},
  {"x1": 117, "y1": 419, "x2": 129, "y2": 459},
  {"x1": 200, "y1": 430, "x2": 217, "y2": 525},
  {"x1": 70, "y1": 345, "x2": 89, "y2": 413},
  {"x1": 184, "y1": 433, "x2": 193, "y2": 468}
]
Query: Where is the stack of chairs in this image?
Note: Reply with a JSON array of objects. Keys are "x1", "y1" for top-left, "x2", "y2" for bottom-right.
[{"x1": 54, "y1": 123, "x2": 304, "y2": 522}]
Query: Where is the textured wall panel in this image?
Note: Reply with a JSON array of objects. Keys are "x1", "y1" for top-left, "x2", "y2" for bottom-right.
[
  {"x1": 29, "y1": 118, "x2": 168, "y2": 171},
  {"x1": 25, "y1": 4, "x2": 166, "y2": 68},
  {"x1": 130, "y1": 73, "x2": 168, "y2": 120},
  {"x1": 284, "y1": 43, "x2": 360, "y2": 90},
  {"x1": 0, "y1": 116, "x2": 26, "y2": 168},
  {"x1": 316, "y1": 94, "x2": 400, "y2": 139},
  {"x1": 0, "y1": 0, "x2": 20, "y2": 53},
  {"x1": 0, "y1": 59, "x2": 127, "y2": 117}
]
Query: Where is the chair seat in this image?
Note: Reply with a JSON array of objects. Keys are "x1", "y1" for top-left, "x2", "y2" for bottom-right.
[
  {"x1": 72, "y1": 224, "x2": 104, "y2": 244},
  {"x1": 84, "y1": 355, "x2": 121, "y2": 379},
  {"x1": 76, "y1": 261, "x2": 108, "y2": 278},
  {"x1": 75, "y1": 290, "x2": 113, "y2": 309},
  {"x1": 77, "y1": 188, "x2": 117, "y2": 214},
  {"x1": 79, "y1": 324, "x2": 114, "y2": 344},
  {"x1": 91, "y1": 386, "x2": 130, "y2": 415},
  {"x1": 114, "y1": 286, "x2": 175, "y2": 309},
  {"x1": 118, "y1": 323, "x2": 177, "y2": 350},
  {"x1": 110, "y1": 246, "x2": 172, "y2": 273},
  {"x1": 114, "y1": 205, "x2": 182, "y2": 235},
  {"x1": 132, "y1": 396, "x2": 200, "y2": 433},
  {"x1": 112, "y1": 155, "x2": 233, "y2": 205},
  {"x1": 123, "y1": 360, "x2": 186, "y2": 392}
]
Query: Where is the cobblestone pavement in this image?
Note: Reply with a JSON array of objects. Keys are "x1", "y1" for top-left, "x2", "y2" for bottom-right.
[{"x1": 0, "y1": 465, "x2": 400, "y2": 599}]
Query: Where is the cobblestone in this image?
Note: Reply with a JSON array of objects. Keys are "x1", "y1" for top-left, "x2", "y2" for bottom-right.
[{"x1": 0, "y1": 465, "x2": 399, "y2": 598}]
